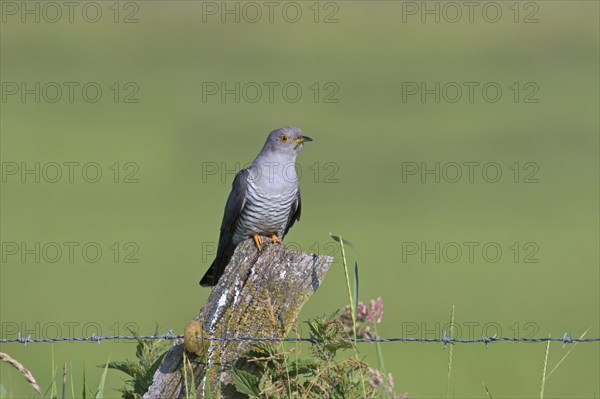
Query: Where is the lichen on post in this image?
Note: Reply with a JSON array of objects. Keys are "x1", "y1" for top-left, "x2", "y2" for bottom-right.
[{"x1": 144, "y1": 237, "x2": 333, "y2": 399}]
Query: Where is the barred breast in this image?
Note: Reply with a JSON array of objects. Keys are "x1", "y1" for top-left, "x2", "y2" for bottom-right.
[{"x1": 232, "y1": 179, "x2": 298, "y2": 245}]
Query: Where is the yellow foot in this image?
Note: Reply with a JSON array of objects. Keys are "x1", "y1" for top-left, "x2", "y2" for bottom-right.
[
  {"x1": 271, "y1": 235, "x2": 282, "y2": 244},
  {"x1": 253, "y1": 234, "x2": 263, "y2": 251}
]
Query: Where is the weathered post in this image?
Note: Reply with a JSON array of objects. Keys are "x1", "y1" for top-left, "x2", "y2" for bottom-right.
[{"x1": 144, "y1": 237, "x2": 333, "y2": 399}]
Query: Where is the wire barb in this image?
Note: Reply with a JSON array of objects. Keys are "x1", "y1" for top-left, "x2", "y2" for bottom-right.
[
  {"x1": 442, "y1": 330, "x2": 453, "y2": 349},
  {"x1": 90, "y1": 333, "x2": 101, "y2": 345},
  {"x1": 562, "y1": 332, "x2": 573, "y2": 348},
  {"x1": 17, "y1": 332, "x2": 31, "y2": 347}
]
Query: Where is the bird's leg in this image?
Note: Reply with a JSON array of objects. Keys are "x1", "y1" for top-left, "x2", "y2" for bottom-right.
[
  {"x1": 271, "y1": 235, "x2": 282, "y2": 244},
  {"x1": 252, "y1": 234, "x2": 263, "y2": 251}
]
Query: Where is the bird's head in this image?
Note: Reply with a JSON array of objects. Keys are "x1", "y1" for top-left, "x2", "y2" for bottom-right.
[{"x1": 262, "y1": 126, "x2": 313, "y2": 156}]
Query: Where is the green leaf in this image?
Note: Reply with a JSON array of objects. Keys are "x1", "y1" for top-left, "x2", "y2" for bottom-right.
[
  {"x1": 82, "y1": 364, "x2": 86, "y2": 399},
  {"x1": 244, "y1": 342, "x2": 277, "y2": 359},
  {"x1": 231, "y1": 368, "x2": 261, "y2": 397},
  {"x1": 325, "y1": 341, "x2": 353, "y2": 354},
  {"x1": 95, "y1": 355, "x2": 111, "y2": 399},
  {"x1": 285, "y1": 359, "x2": 319, "y2": 376},
  {"x1": 106, "y1": 360, "x2": 138, "y2": 377},
  {"x1": 329, "y1": 233, "x2": 355, "y2": 249},
  {"x1": 106, "y1": 327, "x2": 169, "y2": 399}
]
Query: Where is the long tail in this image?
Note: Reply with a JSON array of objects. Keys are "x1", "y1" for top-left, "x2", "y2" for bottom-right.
[
  {"x1": 199, "y1": 260, "x2": 218, "y2": 286},
  {"x1": 199, "y1": 236, "x2": 235, "y2": 287}
]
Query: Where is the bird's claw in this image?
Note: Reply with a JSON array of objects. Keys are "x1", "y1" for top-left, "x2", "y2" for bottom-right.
[
  {"x1": 271, "y1": 235, "x2": 282, "y2": 244},
  {"x1": 253, "y1": 234, "x2": 263, "y2": 251}
]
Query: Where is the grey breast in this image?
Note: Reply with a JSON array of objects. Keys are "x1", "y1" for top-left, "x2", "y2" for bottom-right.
[{"x1": 232, "y1": 169, "x2": 298, "y2": 244}]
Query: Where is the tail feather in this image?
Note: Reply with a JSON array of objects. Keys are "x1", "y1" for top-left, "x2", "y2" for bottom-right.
[
  {"x1": 199, "y1": 262, "x2": 216, "y2": 287},
  {"x1": 199, "y1": 238, "x2": 236, "y2": 287}
]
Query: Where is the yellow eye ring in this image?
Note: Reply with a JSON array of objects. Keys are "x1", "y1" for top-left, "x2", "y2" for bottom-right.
[{"x1": 279, "y1": 135, "x2": 289, "y2": 142}]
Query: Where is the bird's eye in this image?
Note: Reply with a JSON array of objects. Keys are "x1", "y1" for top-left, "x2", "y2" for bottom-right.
[{"x1": 279, "y1": 135, "x2": 289, "y2": 142}]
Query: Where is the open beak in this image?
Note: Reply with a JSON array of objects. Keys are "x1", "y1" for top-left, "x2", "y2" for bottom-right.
[{"x1": 294, "y1": 135, "x2": 313, "y2": 145}]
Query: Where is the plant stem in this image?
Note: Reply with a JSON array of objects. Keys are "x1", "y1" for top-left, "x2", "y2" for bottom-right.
[{"x1": 338, "y1": 236, "x2": 367, "y2": 399}]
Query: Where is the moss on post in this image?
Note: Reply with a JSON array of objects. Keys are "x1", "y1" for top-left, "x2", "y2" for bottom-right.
[{"x1": 144, "y1": 237, "x2": 333, "y2": 399}]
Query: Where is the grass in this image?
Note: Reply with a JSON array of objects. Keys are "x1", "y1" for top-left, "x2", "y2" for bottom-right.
[
  {"x1": 0, "y1": 234, "x2": 595, "y2": 398},
  {"x1": 330, "y1": 233, "x2": 367, "y2": 398},
  {"x1": 446, "y1": 305, "x2": 455, "y2": 399},
  {"x1": 2, "y1": 4, "x2": 598, "y2": 395},
  {"x1": 182, "y1": 354, "x2": 197, "y2": 399},
  {"x1": 546, "y1": 326, "x2": 594, "y2": 380},
  {"x1": 229, "y1": 314, "x2": 390, "y2": 398},
  {"x1": 0, "y1": 352, "x2": 112, "y2": 399},
  {"x1": 540, "y1": 335, "x2": 551, "y2": 399},
  {"x1": 539, "y1": 326, "x2": 595, "y2": 399},
  {"x1": 95, "y1": 356, "x2": 111, "y2": 399},
  {"x1": 482, "y1": 381, "x2": 493, "y2": 399},
  {"x1": 0, "y1": 352, "x2": 41, "y2": 396},
  {"x1": 0, "y1": 235, "x2": 596, "y2": 398}
]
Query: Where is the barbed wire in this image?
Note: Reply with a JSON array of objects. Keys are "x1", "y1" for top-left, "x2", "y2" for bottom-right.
[{"x1": 1, "y1": 331, "x2": 599, "y2": 349}]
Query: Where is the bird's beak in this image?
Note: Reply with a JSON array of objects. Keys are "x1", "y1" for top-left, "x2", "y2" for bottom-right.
[{"x1": 294, "y1": 135, "x2": 313, "y2": 144}]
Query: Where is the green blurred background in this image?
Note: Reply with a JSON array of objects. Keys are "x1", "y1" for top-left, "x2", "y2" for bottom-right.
[{"x1": 1, "y1": 1, "x2": 598, "y2": 398}]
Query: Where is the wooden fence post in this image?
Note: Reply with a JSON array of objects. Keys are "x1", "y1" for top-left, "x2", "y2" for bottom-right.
[{"x1": 144, "y1": 237, "x2": 333, "y2": 399}]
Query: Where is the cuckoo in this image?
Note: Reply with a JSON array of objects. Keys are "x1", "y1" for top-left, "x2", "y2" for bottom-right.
[{"x1": 199, "y1": 126, "x2": 312, "y2": 287}]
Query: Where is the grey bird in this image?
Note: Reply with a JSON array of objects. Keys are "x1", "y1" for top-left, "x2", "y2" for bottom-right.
[{"x1": 200, "y1": 126, "x2": 313, "y2": 287}]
